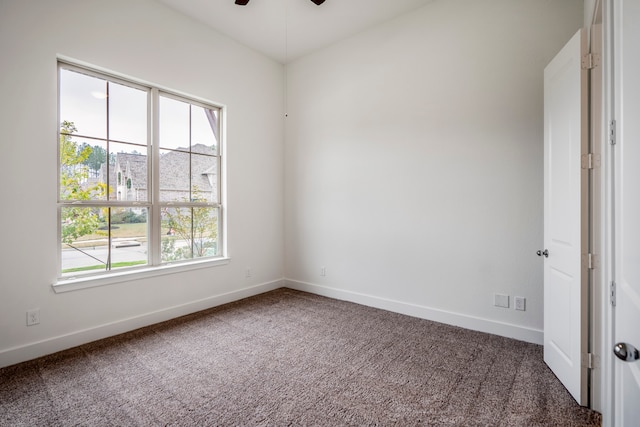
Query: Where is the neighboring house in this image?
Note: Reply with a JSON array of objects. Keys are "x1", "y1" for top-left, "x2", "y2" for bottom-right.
[
  {"x1": 113, "y1": 152, "x2": 147, "y2": 202},
  {"x1": 99, "y1": 144, "x2": 217, "y2": 203}
]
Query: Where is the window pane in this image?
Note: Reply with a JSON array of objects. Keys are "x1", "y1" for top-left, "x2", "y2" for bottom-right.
[
  {"x1": 110, "y1": 142, "x2": 148, "y2": 202},
  {"x1": 159, "y1": 96, "x2": 189, "y2": 150},
  {"x1": 191, "y1": 153, "x2": 217, "y2": 203},
  {"x1": 109, "y1": 81, "x2": 147, "y2": 144},
  {"x1": 191, "y1": 106, "x2": 218, "y2": 154},
  {"x1": 161, "y1": 207, "x2": 218, "y2": 262},
  {"x1": 59, "y1": 69, "x2": 107, "y2": 139},
  {"x1": 61, "y1": 206, "x2": 109, "y2": 275},
  {"x1": 161, "y1": 207, "x2": 192, "y2": 262},
  {"x1": 61, "y1": 207, "x2": 148, "y2": 275},
  {"x1": 192, "y1": 207, "x2": 218, "y2": 258},
  {"x1": 159, "y1": 149, "x2": 190, "y2": 202},
  {"x1": 59, "y1": 136, "x2": 108, "y2": 201},
  {"x1": 110, "y1": 208, "x2": 148, "y2": 269}
]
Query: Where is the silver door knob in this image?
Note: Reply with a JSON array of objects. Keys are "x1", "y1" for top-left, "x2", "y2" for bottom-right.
[
  {"x1": 614, "y1": 342, "x2": 640, "y2": 362},
  {"x1": 537, "y1": 249, "x2": 549, "y2": 258}
]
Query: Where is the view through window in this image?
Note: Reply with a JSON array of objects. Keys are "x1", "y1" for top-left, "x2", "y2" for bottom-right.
[{"x1": 58, "y1": 62, "x2": 222, "y2": 278}]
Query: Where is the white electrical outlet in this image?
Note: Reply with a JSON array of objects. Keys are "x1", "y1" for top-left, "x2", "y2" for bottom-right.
[
  {"x1": 320, "y1": 266, "x2": 326, "y2": 277},
  {"x1": 494, "y1": 294, "x2": 509, "y2": 308},
  {"x1": 245, "y1": 268, "x2": 252, "y2": 278},
  {"x1": 27, "y1": 309, "x2": 40, "y2": 326},
  {"x1": 515, "y1": 296, "x2": 526, "y2": 311}
]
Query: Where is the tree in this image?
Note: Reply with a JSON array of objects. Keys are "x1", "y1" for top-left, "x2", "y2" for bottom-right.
[
  {"x1": 60, "y1": 121, "x2": 108, "y2": 244},
  {"x1": 79, "y1": 142, "x2": 108, "y2": 177},
  {"x1": 161, "y1": 189, "x2": 217, "y2": 261}
]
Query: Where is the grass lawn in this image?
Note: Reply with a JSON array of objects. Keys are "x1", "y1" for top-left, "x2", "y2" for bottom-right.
[
  {"x1": 62, "y1": 260, "x2": 147, "y2": 273},
  {"x1": 75, "y1": 223, "x2": 148, "y2": 241}
]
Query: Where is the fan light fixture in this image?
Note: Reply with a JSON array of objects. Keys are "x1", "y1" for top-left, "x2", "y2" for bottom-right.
[{"x1": 235, "y1": 0, "x2": 325, "y2": 4}]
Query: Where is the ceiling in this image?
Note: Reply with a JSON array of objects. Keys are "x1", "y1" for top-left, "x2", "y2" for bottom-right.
[{"x1": 155, "y1": 0, "x2": 435, "y2": 63}]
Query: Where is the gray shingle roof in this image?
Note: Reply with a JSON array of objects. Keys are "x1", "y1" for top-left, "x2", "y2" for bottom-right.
[{"x1": 100, "y1": 144, "x2": 217, "y2": 202}]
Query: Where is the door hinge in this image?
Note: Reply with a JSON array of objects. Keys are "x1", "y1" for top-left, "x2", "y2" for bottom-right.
[
  {"x1": 610, "y1": 119, "x2": 617, "y2": 145},
  {"x1": 582, "y1": 253, "x2": 599, "y2": 269},
  {"x1": 581, "y1": 153, "x2": 601, "y2": 169},
  {"x1": 581, "y1": 53, "x2": 600, "y2": 69},
  {"x1": 582, "y1": 353, "x2": 600, "y2": 369},
  {"x1": 611, "y1": 281, "x2": 617, "y2": 306}
]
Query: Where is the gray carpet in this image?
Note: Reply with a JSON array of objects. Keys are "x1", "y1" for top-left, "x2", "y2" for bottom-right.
[{"x1": 0, "y1": 288, "x2": 601, "y2": 426}]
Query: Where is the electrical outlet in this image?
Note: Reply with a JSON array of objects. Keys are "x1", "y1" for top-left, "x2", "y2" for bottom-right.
[
  {"x1": 515, "y1": 296, "x2": 526, "y2": 311},
  {"x1": 245, "y1": 268, "x2": 252, "y2": 278},
  {"x1": 320, "y1": 266, "x2": 326, "y2": 277},
  {"x1": 494, "y1": 294, "x2": 509, "y2": 308},
  {"x1": 27, "y1": 309, "x2": 40, "y2": 326}
]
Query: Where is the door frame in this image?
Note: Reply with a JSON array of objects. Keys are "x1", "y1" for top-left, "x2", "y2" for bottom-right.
[
  {"x1": 568, "y1": 0, "x2": 607, "y2": 415},
  {"x1": 601, "y1": 0, "x2": 640, "y2": 424},
  {"x1": 585, "y1": 4, "x2": 605, "y2": 412},
  {"x1": 600, "y1": 0, "x2": 616, "y2": 425}
]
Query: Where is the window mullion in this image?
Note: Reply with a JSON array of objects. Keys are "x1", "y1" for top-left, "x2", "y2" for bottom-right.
[
  {"x1": 218, "y1": 107, "x2": 225, "y2": 257},
  {"x1": 105, "y1": 81, "x2": 112, "y2": 269},
  {"x1": 106, "y1": 207, "x2": 112, "y2": 270},
  {"x1": 150, "y1": 88, "x2": 161, "y2": 266}
]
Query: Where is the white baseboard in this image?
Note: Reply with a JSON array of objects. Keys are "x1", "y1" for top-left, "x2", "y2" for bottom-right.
[
  {"x1": 2, "y1": 278, "x2": 543, "y2": 369},
  {"x1": 0, "y1": 279, "x2": 284, "y2": 369},
  {"x1": 284, "y1": 279, "x2": 543, "y2": 345}
]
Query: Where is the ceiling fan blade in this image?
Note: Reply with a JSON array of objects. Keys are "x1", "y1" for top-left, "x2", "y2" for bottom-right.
[{"x1": 235, "y1": 0, "x2": 325, "y2": 5}]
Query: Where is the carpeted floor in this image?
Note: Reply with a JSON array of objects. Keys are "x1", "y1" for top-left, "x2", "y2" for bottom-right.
[{"x1": 0, "y1": 288, "x2": 601, "y2": 426}]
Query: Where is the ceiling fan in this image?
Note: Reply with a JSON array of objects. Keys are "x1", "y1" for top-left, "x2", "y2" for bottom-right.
[{"x1": 235, "y1": 0, "x2": 325, "y2": 4}]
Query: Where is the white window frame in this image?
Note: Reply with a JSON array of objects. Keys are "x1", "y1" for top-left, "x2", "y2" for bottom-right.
[{"x1": 54, "y1": 60, "x2": 228, "y2": 293}]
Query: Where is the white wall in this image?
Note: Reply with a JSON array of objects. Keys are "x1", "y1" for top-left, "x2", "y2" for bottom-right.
[
  {"x1": 0, "y1": 0, "x2": 284, "y2": 367},
  {"x1": 284, "y1": 0, "x2": 584, "y2": 343}
]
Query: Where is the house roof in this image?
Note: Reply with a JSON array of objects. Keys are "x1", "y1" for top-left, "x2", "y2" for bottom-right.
[
  {"x1": 116, "y1": 153, "x2": 147, "y2": 189},
  {"x1": 100, "y1": 144, "x2": 217, "y2": 201},
  {"x1": 159, "y1": 144, "x2": 216, "y2": 195}
]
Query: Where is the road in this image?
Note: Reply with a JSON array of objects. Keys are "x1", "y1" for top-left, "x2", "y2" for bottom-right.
[{"x1": 62, "y1": 242, "x2": 148, "y2": 270}]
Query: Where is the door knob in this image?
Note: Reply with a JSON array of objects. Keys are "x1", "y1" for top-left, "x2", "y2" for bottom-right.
[
  {"x1": 614, "y1": 342, "x2": 640, "y2": 362},
  {"x1": 537, "y1": 249, "x2": 549, "y2": 258}
]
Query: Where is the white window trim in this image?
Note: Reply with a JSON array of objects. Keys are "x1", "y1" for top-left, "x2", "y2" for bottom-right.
[
  {"x1": 54, "y1": 58, "x2": 228, "y2": 292},
  {"x1": 53, "y1": 257, "x2": 231, "y2": 293}
]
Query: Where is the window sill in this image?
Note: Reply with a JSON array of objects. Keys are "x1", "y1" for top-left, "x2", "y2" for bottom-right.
[{"x1": 52, "y1": 257, "x2": 231, "y2": 293}]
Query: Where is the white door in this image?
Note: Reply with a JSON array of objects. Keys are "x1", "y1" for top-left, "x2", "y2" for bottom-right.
[
  {"x1": 543, "y1": 29, "x2": 588, "y2": 405},
  {"x1": 613, "y1": 0, "x2": 640, "y2": 424}
]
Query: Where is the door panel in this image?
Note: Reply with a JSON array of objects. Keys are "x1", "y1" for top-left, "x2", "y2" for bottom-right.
[
  {"x1": 614, "y1": 0, "x2": 640, "y2": 424},
  {"x1": 543, "y1": 29, "x2": 587, "y2": 405}
]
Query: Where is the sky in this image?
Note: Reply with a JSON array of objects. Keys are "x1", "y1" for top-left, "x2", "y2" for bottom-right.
[{"x1": 59, "y1": 68, "x2": 218, "y2": 154}]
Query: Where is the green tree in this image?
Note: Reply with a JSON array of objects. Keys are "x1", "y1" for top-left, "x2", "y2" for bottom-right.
[
  {"x1": 60, "y1": 121, "x2": 108, "y2": 244},
  {"x1": 79, "y1": 142, "x2": 107, "y2": 177},
  {"x1": 162, "y1": 190, "x2": 217, "y2": 261}
]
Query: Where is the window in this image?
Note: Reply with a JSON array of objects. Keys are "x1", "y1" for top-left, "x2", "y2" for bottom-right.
[{"x1": 58, "y1": 62, "x2": 223, "y2": 281}]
